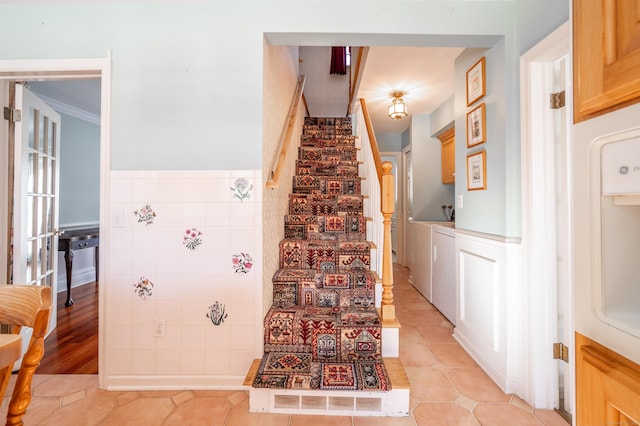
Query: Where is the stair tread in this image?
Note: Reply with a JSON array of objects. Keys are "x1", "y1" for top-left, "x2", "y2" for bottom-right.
[{"x1": 255, "y1": 116, "x2": 390, "y2": 392}]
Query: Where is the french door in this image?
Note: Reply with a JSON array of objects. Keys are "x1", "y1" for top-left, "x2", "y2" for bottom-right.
[{"x1": 11, "y1": 83, "x2": 60, "y2": 338}]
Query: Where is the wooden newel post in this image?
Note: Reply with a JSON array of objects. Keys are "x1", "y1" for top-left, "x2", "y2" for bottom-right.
[{"x1": 380, "y1": 161, "x2": 395, "y2": 322}]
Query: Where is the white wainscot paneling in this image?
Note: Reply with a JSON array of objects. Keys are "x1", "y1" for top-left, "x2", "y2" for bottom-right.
[{"x1": 452, "y1": 231, "x2": 522, "y2": 394}]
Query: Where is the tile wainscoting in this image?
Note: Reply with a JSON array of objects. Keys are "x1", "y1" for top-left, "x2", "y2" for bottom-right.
[{"x1": 104, "y1": 170, "x2": 263, "y2": 389}]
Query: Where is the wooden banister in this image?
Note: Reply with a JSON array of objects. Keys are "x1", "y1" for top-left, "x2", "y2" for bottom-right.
[
  {"x1": 359, "y1": 98, "x2": 383, "y2": 185},
  {"x1": 266, "y1": 75, "x2": 306, "y2": 189},
  {"x1": 380, "y1": 161, "x2": 396, "y2": 322},
  {"x1": 359, "y1": 97, "x2": 396, "y2": 322}
]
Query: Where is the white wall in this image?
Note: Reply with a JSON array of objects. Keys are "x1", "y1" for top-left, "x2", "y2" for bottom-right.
[{"x1": 299, "y1": 47, "x2": 349, "y2": 117}]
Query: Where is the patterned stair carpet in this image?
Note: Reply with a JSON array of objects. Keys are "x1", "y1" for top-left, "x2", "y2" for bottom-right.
[{"x1": 253, "y1": 117, "x2": 391, "y2": 392}]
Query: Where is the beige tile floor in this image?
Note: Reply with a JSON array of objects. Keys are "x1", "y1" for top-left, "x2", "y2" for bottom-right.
[{"x1": 1, "y1": 264, "x2": 569, "y2": 425}]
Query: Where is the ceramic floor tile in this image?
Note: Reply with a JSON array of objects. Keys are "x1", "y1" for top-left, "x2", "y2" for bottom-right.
[
  {"x1": 428, "y1": 343, "x2": 479, "y2": 368},
  {"x1": 413, "y1": 401, "x2": 480, "y2": 425},
  {"x1": 415, "y1": 323, "x2": 456, "y2": 343},
  {"x1": 225, "y1": 399, "x2": 290, "y2": 426},
  {"x1": 446, "y1": 367, "x2": 511, "y2": 402},
  {"x1": 31, "y1": 374, "x2": 99, "y2": 397},
  {"x1": 99, "y1": 397, "x2": 175, "y2": 425},
  {"x1": 398, "y1": 324, "x2": 425, "y2": 344},
  {"x1": 353, "y1": 414, "x2": 416, "y2": 425},
  {"x1": 533, "y1": 408, "x2": 572, "y2": 426},
  {"x1": 163, "y1": 395, "x2": 233, "y2": 425},
  {"x1": 36, "y1": 393, "x2": 117, "y2": 426},
  {"x1": 2, "y1": 396, "x2": 61, "y2": 426},
  {"x1": 404, "y1": 366, "x2": 458, "y2": 402},
  {"x1": 290, "y1": 414, "x2": 353, "y2": 426},
  {"x1": 474, "y1": 403, "x2": 545, "y2": 425},
  {"x1": 398, "y1": 342, "x2": 438, "y2": 367}
]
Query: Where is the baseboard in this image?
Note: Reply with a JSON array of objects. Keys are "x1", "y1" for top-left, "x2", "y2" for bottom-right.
[
  {"x1": 453, "y1": 328, "x2": 508, "y2": 393},
  {"x1": 105, "y1": 374, "x2": 246, "y2": 391},
  {"x1": 56, "y1": 266, "x2": 96, "y2": 293}
]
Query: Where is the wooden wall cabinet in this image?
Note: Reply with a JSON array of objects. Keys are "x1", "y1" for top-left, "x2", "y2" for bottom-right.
[
  {"x1": 576, "y1": 333, "x2": 640, "y2": 425},
  {"x1": 573, "y1": 0, "x2": 640, "y2": 123},
  {"x1": 437, "y1": 127, "x2": 455, "y2": 184}
]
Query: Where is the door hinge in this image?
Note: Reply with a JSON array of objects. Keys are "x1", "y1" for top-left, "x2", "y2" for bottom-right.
[
  {"x1": 3, "y1": 106, "x2": 21, "y2": 122},
  {"x1": 550, "y1": 90, "x2": 566, "y2": 109},
  {"x1": 553, "y1": 342, "x2": 569, "y2": 363}
]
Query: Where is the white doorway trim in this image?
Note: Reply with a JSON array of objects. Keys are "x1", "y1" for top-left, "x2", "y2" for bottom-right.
[
  {"x1": 0, "y1": 56, "x2": 111, "y2": 388},
  {"x1": 520, "y1": 21, "x2": 573, "y2": 414},
  {"x1": 401, "y1": 145, "x2": 412, "y2": 268}
]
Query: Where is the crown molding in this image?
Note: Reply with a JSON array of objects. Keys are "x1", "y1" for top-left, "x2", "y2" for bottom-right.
[{"x1": 35, "y1": 93, "x2": 100, "y2": 126}]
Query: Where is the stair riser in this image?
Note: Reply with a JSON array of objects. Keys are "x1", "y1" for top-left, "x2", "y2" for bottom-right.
[{"x1": 255, "y1": 116, "x2": 388, "y2": 394}]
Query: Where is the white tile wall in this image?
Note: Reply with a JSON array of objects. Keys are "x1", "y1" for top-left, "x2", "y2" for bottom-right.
[{"x1": 106, "y1": 170, "x2": 262, "y2": 388}]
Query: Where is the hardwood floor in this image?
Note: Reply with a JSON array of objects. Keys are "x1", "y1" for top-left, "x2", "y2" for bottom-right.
[{"x1": 37, "y1": 282, "x2": 98, "y2": 374}]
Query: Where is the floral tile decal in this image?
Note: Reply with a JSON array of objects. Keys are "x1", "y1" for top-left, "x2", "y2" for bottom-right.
[
  {"x1": 133, "y1": 276, "x2": 154, "y2": 300},
  {"x1": 207, "y1": 301, "x2": 228, "y2": 326},
  {"x1": 183, "y1": 228, "x2": 203, "y2": 251},
  {"x1": 134, "y1": 203, "x2": 156, "y2": 226},
  {"x1": 230, "y1": 177, "x2": 253, "y2": 202},
  {"x1": 232, "y1": 252, "x2": 253, "y2": 274}
]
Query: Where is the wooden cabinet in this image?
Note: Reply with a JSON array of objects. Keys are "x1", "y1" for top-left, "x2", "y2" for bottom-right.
[
  {"x1": 576, "y1": 333, "x2": 640, "y2": 425},
  {"x1": 573, "y1": 0, "x2": 640, "y2": 122},
  {"x1": 437, "y1": 126, "x2": 455, "y2": 184}
]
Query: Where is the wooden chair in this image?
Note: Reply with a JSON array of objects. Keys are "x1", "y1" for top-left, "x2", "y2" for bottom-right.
[{"x1": 0, "y1": 285, "x2": 52, "y2": 426}]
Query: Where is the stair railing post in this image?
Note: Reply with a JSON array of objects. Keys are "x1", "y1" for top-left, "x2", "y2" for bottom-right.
[{"x1": 380, "y1": 161, "x2": 395, "y2": 322}]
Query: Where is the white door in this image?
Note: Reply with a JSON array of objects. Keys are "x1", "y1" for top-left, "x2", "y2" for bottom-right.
[
  {"x1": 551, "y1": 53, "x2": 572, "y2": 422},
  {"x1": 520, "y1": 22, "x2": 572, "y2": 417},
  {"x1": 12, "y1": 83, "x2": 60, "y2": 340}
]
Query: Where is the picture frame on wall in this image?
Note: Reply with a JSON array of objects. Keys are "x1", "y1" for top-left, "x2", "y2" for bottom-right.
[
  {"x1": 467, "y1": 150, "x2": 486, "y2": 190},
  {"x1": 466, "y1": 57, "x2": 486, "y2": 106},
  {"x1": 466, "y1": 103, "x2": 486, "y2": 147}
]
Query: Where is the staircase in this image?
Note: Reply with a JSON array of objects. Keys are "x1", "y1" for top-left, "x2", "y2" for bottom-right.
[{"x1": 247, "y1": 117, "x2": 409, "y2": 416}]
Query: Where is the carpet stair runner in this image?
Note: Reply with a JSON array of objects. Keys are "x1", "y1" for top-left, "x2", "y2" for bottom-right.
[{"x1": 252, "y1": 117, "x2": 391, "y2": 392}]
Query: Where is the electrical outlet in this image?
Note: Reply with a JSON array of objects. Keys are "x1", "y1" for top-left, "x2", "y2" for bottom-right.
[{"x1": 153, "y1": 318, "x2": 166, "y2": 338}]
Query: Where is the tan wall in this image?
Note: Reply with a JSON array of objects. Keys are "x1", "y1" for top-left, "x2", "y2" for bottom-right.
[{"x1": 261, "y1": 41, "x2": 303, "y2": 317}]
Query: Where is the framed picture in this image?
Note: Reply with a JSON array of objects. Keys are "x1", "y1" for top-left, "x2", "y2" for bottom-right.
[
  {"x1": 467, "y1": 150, "x2": 486, "y2": 190},
  {"x1": 466, "y1": 57, "x2": 486, "y2": 106},
  {"x1": 466, "y1": 103, "x2": 486, "y2": 147}
]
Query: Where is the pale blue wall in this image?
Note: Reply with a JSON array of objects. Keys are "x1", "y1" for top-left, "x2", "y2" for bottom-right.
[
  {"x1": 430, "y1": 95, "x2": 455, "y2": 135},
  {"x1": 410, "y1": 115, "x2": 455, "y2": 221},
  {"x1": 454, "y1": 46, "x2": 508, "y2": 235},
  {"x1": 376, "y1": 133, "x2": 402, "y2": 152},
  {"x1": 516, "y1": 0, "x2": 570, "y2": 55},
  {"x1": 0, "y1": 0, "x2": 569, "y2": 238},
  {"x1": 58, "y1": 113, "x2": 100, "y2": 226},
  {"x1": 0, "y1": 0, "x2": 518, "y2": 173},
  {"x1": 401, "y1": 128, "x2": 410, "y2": 150}
]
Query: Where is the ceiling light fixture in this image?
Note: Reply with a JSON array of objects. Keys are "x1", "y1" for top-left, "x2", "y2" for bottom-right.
[{"x1": 388, "y1": 91, "x2": 408, "y2": 120}]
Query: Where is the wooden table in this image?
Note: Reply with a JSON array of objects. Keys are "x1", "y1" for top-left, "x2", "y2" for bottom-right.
[
  {"x1": 58, "y1": 226, "x2": 99, "y2": 307},
  {"x1": 0, "y1": 334, "x2": 22, "y2": 400}
]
